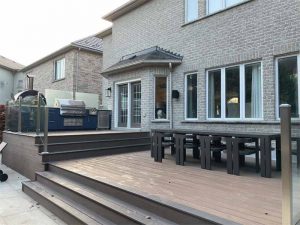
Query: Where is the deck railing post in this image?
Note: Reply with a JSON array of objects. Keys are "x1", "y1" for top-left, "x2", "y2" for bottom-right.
[
  {"x1": 43, "y1": 107, "x2": 49, "y2": 153},
  {"x1": 18, "y1": 97, "x2": 22, "y2": 133},
  {"x1": 36, "y1": 93, "x2": 41, "y2": 135},
  {"x1": 280, "y1": 104, "x2": 292, "y2": 225}
]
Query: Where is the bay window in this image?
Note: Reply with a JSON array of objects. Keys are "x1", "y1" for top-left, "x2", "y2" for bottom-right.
[
  {"x1": 276, "y1": 55, "x2": 300, "y2": 118},
  {"x1": 185, "y1": 73, "x2": 198, "y2": 119},
  {"x1": 207, "y1": 0, "x2": 245, "y2": 14},
  {"x1": 207, "y1": 62, "x2": 262, "y2": 120},
  {"x1": 185, "y1": 0, "x2": 199, "y2": 23}
]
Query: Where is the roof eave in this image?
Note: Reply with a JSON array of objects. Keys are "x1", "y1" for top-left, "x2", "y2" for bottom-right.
[
  {"x1": 102, "y1": 0, "x2": 151, "y2": 22},
  {"x1": 102, "y1": 59, "x2": 182, "y2": 76},
  {"x1": 71, "y1": 43, "x2": 103, "y2": 54},
  {"x1": 96, "y1": 27, "x2": 112, "y2": 38}
]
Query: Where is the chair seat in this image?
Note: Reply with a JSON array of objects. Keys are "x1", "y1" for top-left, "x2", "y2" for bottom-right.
[
  {"x1": 239, "y1": 149, "x2": 258, "y2": 156},
  {"x1": 162, "y1": 141, "x2": 174, "y2": 147}
]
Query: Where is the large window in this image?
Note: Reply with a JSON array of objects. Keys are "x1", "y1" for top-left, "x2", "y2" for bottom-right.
[
  {"x1": 185, "y1": 0, "x2": 199, "y2": 23},
  {"x1": 185, "y1": 73, "x2": 198, "y2": 119},
  {"x1": 207, "y1": 0, "x2": 244, "y2": 14},
  {"x1": 155, "y1": 76, "x2": 167, "y2": 120},
  {"x1": 207, "y1": 62, "x2": 262, "y2": 120},
  {"x1": 54, "y1": 58, "x2": 65, "y2": 80},
  {"x1": 277, "y1": 55, "x2": 299, "y2": 118}
]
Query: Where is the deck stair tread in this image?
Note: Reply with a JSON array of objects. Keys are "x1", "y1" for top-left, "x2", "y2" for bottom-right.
[
  {"x1": 36, "y1": 171, "x2": 174, "y2": 225},
  {"x1": 40, "y1": 143, "x2": 150, "y2": 155},
  {"x1": 35, "y1": 137, "x2": 150, "y2": 147},
  {"x1": 22, "y1": 181, "x2": 109, "y2": 225}
]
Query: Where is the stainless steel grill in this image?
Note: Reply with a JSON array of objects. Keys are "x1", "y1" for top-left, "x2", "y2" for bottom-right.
[{"x1": 54, "y1": 99, "x2": 86, "y2": 117}]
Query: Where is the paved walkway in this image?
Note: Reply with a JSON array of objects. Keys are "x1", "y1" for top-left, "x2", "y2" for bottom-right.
[{"x1": 0, "y1": 155, "x2": 65, "y2": 225}]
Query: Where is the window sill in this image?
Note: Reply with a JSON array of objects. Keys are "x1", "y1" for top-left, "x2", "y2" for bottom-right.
[
  {"x1": 151, "y1": 120, "x2": 170, "y2": 123},
  {"x1": 182, "y1": 0, "x2": 254, "y2": 27},
  {"x1": 181, "y1": 120, "x2": 288, "y2": 125},
  {"x1": 52, "y1": 78, "x2": 65, "y2": 83}
]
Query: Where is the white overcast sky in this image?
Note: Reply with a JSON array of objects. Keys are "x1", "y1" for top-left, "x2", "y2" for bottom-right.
[{"x1": 0, "y1": 0, "x2": 129, "y2": 66}]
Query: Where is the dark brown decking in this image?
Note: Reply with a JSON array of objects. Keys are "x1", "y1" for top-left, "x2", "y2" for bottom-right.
[{"x1": 53, "y1": 151, "x2": 282, "y2": 225}]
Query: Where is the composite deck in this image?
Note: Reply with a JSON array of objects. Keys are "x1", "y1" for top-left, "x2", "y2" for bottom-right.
[{"x1": 53, "y1": 151, "x2": 282, "y2": 225}]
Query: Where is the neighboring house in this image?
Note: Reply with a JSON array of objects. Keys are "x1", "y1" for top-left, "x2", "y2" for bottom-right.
[
  {"x1": 0, "y1": 55, "x2": 25, "y2": 104},
  {"x1": 98, "y1": 0, "x2": 300, "y2": 131},
  {"x1": 20, "y1": 36, "x2": 103, "y2": 108}
]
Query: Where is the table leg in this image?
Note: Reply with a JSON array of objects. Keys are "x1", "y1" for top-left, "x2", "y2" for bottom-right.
[
  {"x1": 180, "y1": 135, "x2": 185, "y2": 166},
  {"x1": 297, "y1": 139, "x2": 300, "y2": 168},
  {"x1": 260, "y1": 137, "x2": 266, "y2": 177},
  {"x1": 199, "y1": 136, "x2": 207, "y2": 169},
  {"x1": 226, "y1": 137, "x2": 233, "y2": 174},
  {"x1": 175, "y1": 134, "x2": 181, "y2": 165},
  {"x1": 153, "y1": 132, "x2": 158, "y2": 161},
  {"x1": 233, "y1": 138, "x2": 240, "y2": 176},
  {"x1": 157, "y1": 133, "x2": 163, "y2": 162},
  {"x1": 206, "y1": 137, "x2": 212, "y2": 170},
  {"x1": 276, "y1": 138, "x2": 281, "y2": 171}
]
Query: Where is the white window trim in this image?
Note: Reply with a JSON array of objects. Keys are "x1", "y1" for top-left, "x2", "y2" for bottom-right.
[
  {"x1": 206, "y1": 61, "x2": 264, "y2": 121},
  {"x1": 206, "y1": 0, "x2": 246, "y2": 15},
  {"x1": 114, "y1": 78, "x2": 141, "y2": 129},
  {"x1": 184, "y1": 72, "x2": 198, "y2": 120},
  {"x1": 275, "y1": 54, "x2": 300, "y2": 120},
  {"x1": 153, "y1": 75, "x2": 169, "y2": 121}
]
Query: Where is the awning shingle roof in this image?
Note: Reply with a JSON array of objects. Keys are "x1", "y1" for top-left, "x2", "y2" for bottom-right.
[{"x1": 102, "y1": 46, "x2": 183, "y2": 75}]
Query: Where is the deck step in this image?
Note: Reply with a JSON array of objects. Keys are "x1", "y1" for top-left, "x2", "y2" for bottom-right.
[
  {"x1": 35, "y1": 171, "x2": 172, "y2": 225},
  {"x1": 22, "y1": 181, "x2": 110, "y2": 225},
  {"x1": 37, "y1": 137, "x2": 150, "y2": 153},
  {"x1": 46, "y1": 164, "x2": 235, "y2": 225},
  {"x1": 41, "y1": 143, "x2": 150, "y2": 162}
]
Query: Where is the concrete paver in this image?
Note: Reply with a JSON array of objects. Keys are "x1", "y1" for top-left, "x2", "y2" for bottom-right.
[{"x1": 0, "y1": 155, "x2": 66, "y2": 225}]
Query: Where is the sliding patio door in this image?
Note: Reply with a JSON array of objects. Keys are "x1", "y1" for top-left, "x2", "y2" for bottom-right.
[{"x1": 117, "y1": 81, "x2": 141, "y2": 128}]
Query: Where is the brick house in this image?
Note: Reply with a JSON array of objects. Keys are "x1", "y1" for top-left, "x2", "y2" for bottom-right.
[
  {"x1": 0, "y1": 55, "x2": 25, "y2": 104},
  {"x1": 21, "y1": 36, "x2": 103, "y2": 108},
  {"x1": 98, "y1": 0, "x2": 300, "y2": 132}
]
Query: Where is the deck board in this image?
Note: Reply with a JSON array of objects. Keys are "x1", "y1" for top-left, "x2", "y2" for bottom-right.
[{"x1": 53, "y1": 151, "x2": 282, "y2": 225}]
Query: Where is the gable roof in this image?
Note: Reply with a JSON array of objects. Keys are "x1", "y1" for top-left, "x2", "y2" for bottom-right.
[
  {"x1": 102, "y1": 46, "x2": 183, "y2": 76},
  {"x1": 72, "y1": 36, "x2": 103, "y2": 52},
  {"x1": 0, "y1": 55, "x2": 24, "y2": 71},
  {"x1": 103, "y1": 0, "x2": 151, "y2": 22},
  {"x1": 21, "y1": 36, "x2": 103, "y2": 72}
]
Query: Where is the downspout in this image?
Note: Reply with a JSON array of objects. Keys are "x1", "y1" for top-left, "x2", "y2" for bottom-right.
[
  {"x1": 169, "y1": 63, "x2": 173, "y2": 129},
  {"x1": 74, "y1": 48, "x2": 80, "y2": 100}
]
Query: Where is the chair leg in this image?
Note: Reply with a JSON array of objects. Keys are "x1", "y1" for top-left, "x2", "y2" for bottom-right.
[
  {"x1": 171, "y1": 145, "x2": 175, "y2": 155},
  {"x1": 255, "y1": 151, "x2": 260, "y2": 173},
  {"x1": 239, "y1": 155, "x2": 245, "y2": 166},
  {"x1": 193, "y1": 147, "x2": 200, "y2": 159},
  {"x1": 213, "y1": 152, "x2": 221, "y2": 163},
  {"x1": 162, "y1": 147, "x2": 165, "y2": 159}
]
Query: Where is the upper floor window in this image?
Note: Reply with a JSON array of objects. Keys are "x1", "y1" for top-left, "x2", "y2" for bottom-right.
[
  {"x1": 54, "y1": 58, "x2": 65, "y2": 80},
  {"x1": 185, "y1": 0, "x2": 199, "y2": 23},
  {"x1": 207, "y1": 0, "x2": 244, "y2": 15},
  {"x1": 276, "y1": 55, "x2": 300, "y2": 118},
  {"x1": 207, "y1": 62, "x2": 262, "y2": 120}
]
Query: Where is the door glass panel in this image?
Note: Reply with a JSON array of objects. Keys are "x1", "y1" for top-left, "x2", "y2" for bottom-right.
[
  {"x1": 118, "y1": 84, "x2": 128, "y2": 127},
  {"x1": 226, "y1": 67, "x2": 240, "y2": 118},
  {"x1": 186, "y1": 74, "x2": 197, "y2": 119},
  {"x1": 131, "y1": 82, "x2": 141, "y2": 128}
]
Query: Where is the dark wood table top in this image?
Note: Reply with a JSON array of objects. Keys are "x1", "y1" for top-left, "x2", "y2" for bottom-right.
[{"x1": 151, "y1": 128, "x2": 281, "y2": 138}]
